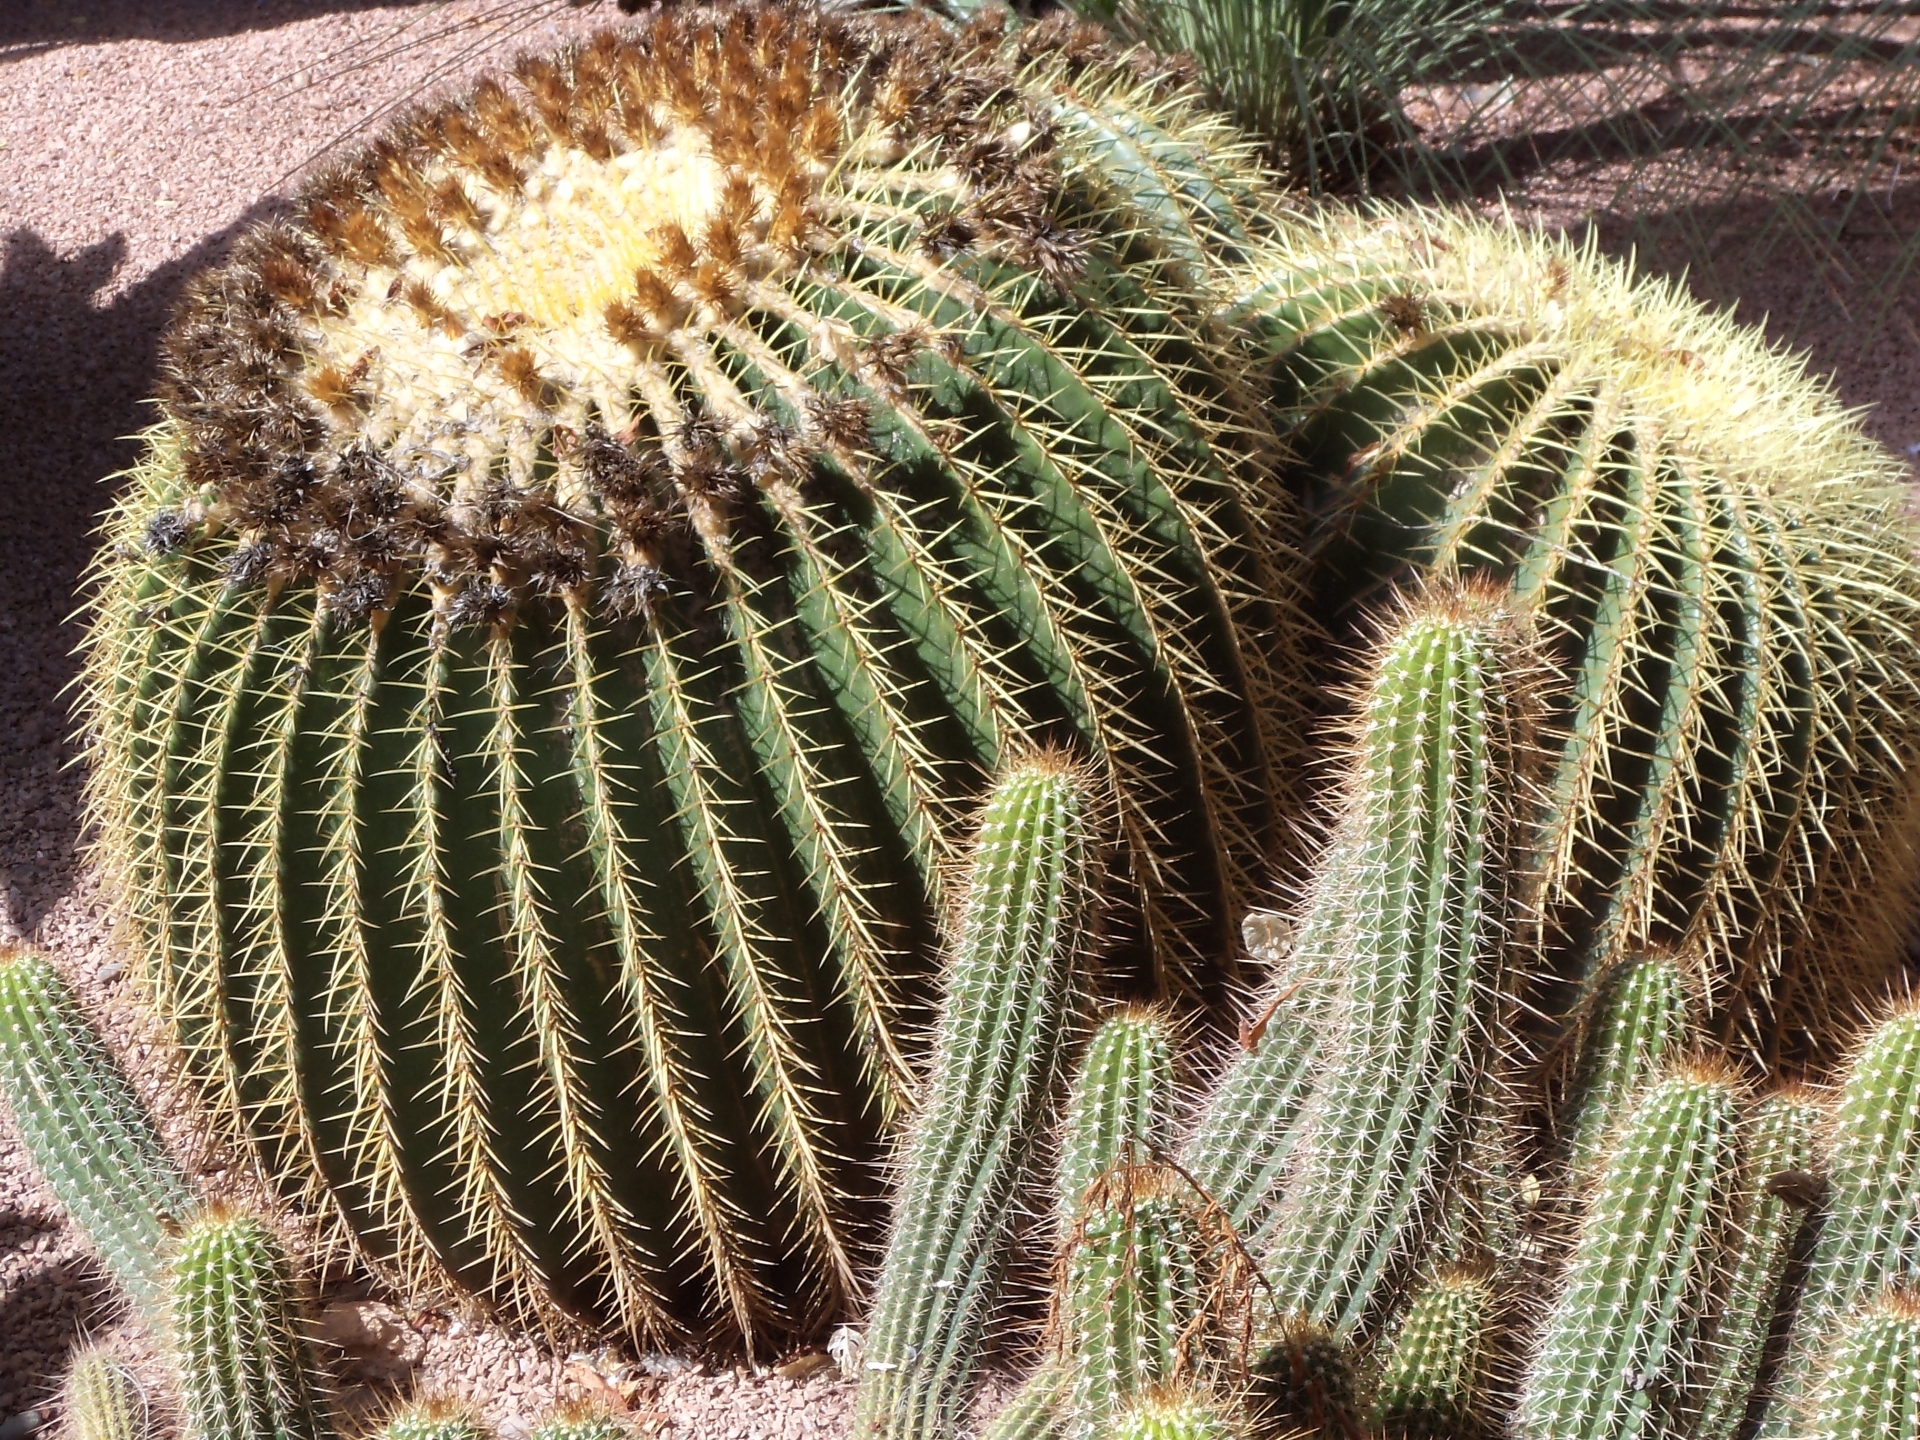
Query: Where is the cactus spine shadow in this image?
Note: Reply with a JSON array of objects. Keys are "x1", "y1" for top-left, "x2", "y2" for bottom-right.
[{"x1": 854, "y1": 758, "x2": 1098, "y2": 1440}]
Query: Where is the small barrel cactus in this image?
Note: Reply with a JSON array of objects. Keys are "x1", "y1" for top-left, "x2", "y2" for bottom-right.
[
  {"x1": 1372, "y1": 1268, "x2": 1502, "y2": 1440},
  {"x1": 171, "y1": 1208, "x2": 334, "y2": 1440},
  {"x1": 0, "y1": 949, "x2": 194, "y2": 1313},
  {"x1": 1803, "y1": 1289, "x2": 1920, "y2": 1440},
  {"x1": 1108, "y1": 1390, "x2": 1242, "y2": 1440},
  {"x1": 1228, "y1": 206, "x2": 1920, "y2": 1055},
  {"x1": 79, "y1": 3, "x2": 1305, "y2": 1346},
  {"x1": 527, "y1": 1409, "x2": 634, "y2": 1440},
  {"x1": 855, "y1": 758, "x2": 1097, "y2": 1440},
  {"x1": 374, "y1": 1403, "x2": 493, "y2": 1440}
]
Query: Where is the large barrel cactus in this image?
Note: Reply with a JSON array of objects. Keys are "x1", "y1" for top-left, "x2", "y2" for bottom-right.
[
  {"x1": 78, "y1": 4, "x2": 1304, "y2": 1346},
  {"x1": 1227, "y1": 208, "x2": 1920, "y2": 1057}
]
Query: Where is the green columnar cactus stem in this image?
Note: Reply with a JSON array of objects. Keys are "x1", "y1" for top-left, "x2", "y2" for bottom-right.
[
  {"x1": 61, "y1": 1348, "x2": 152, "y2": 1440},
  {"x1": 1259, "y1": 593, "x2": 1522, "y2": 1335},
  {"x1": 1229, "y1": 206, "x2": 1920, "y2": 1055},
  {"x1": 1759, "y1": 1002, "x2": 1920, "y2": 1437},
  {"x1": 1561, "y1": 952, "x2": 1695, "y2": 1177},
  {"x1": 1063, "y1": 1166, "x2": 1204, "y2": 1437},
  {"x1": 527, "y1": 1410, "x2": 633, "y2": 1440},
  {"x1": 374, "y1": 1404, "x2": 493, "y2": 1440},
  {"x1": 1371, "y1": 1268, "x2": 1500, "y2": 1440},
  {"x1": 1108, "y1": 1390, "x2": 1241, "y2": 1440},
  {"x1": 0, "y1": 950, "x2": 194, "y2": 1313},
  {"x1": 79, "y1": 3, "x2": 1306, "y2": 1347},
  {"x1": 171, "y1": 1209, "x2": 333, "y2": 1440},
  {"x1": 855, "y1": 759, "x2": 1097, "y2": 1440},
  {"x1": 981, "y1": 1370, "x2": 1066, "y2": 1440},
  {"x1": 1691, "y1": 1089, "x2": 1822, "y2": 1440},
  {"x1": 1516, "y1": 1066, "x2": 1743, "y2": 1440},
  {"x1": 1058, "y1": 1008, "x2": 1178, "y2": 1228},
  {"x1": 1806, "y1": 1289, "x2": 1920, "y2": 1440}
]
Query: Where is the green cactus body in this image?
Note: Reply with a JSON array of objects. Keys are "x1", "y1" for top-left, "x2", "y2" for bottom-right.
[
  {"x1": 1690, "y1": 1090, "x2": 1821, "y2": 1440},
  {"x1": 1561, "y1": 953, "x2": 1695, "y2": 1177},
  {"x1": 61, "y1": 1348, "x2": 151, "y2": 1440},
  {"x1": 1063, "y1": 1167, "x2": 1204, "y2": 1436},
  {"x1": 1108, "y1": 1391, "x2": 1240, "y2": 1440},
  {"x1": 1246, "y1": 1318, "x2": 1362, "y2": 1439},
  {"x1": 1058, "y1": 1008, "x2": 1178, "y2": 1228},
  {"x1": 981, "y1": 1370, "x2": 1066, "y2": 1440},
  {"x1": 79, "y1": 5, "x2": 1304, "y2": 1347},
  {"x1": 1805, "y1": 1289, "x2": 1920, "y2": 1440},
  {"x1": 171, "y1": 1210, "x2": 332, "y2": 1440},
  {"x1": 0, "y1": 951, "x2": 194, "y2": 1312},
  {"x1": 1516, "y1": 1067, "x2": 1743, "y2": 1440},
  {"x1": 855, "y1": 760, "x2": 1095, "y2": 1440},
  {"x1": 527, "y1": 1410, "x2": 632, "y2": 1440},
  {"x1": 374, "y1": 1404, "x2": 493, "y2": 1440},
  {"x1": 1258, "y1": 594, "x2": 1521, "y2": 1335},
  {"x1": 1228, "y1": 207, "x2": 1920, "y2": 1052},
  {"x1": 1372, "y1": 1269, "x2": 1500, "y2": 1440},
  {"x1": 1759, "y1": 1003, "x2": 1920, "y2": 1436}
]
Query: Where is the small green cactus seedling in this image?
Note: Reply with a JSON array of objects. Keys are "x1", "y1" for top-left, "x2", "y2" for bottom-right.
[
  {"x1": 171, "y1": 1208, "x2": 333, "y2": 1440},
  {"x1": 1259, "y1": 591, "x2": 1526, "y2": 1336},
  {"x1": 1108, "y1": 1389, "x2": 1242, "y2": 1440},
  {"x1": 60, "y1": 1347, "x2": 153, "y2": 1440},
  {"x1": 527, "y1": 1408, "x2": 633, "y2": 1440},
  {"x1": 1759, "y1": 1001, "x2": 1920, "y2": 1435},
  {"x1": 374, "y1": 1403, "x2": 493, "y2": 1440},
  {"x1": 1804, "y1": 1289, "x2": 1920, "y2": 1440},
  {"x1": 1691, "y1": 1089, "x2": 1822, "y2": 1440},
  {"x1": 1058, "y1": 1008, "x2": 1179, "y2": 1229},
  {"x1": 0, "y1": 949, "x2": 194, "y2": 1312},
  {"x1": 1372, "y1": 1268, "x2": 1501, "y2": 1440},
  {"x1": 856, "y1": 758, "x2": 1098, "y2": 1440},
  {"x1": 1560, "y1": 952, "x2": 1695, "y2": 1178},
  {"x1": 1516, "y1": 1064, "x2": 1744, "y2": 1440}
]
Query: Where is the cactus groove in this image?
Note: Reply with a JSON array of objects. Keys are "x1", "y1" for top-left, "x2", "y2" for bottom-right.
[
  {"x1": 80, "y1": 3, "x2": 1308, "y2": 1346},
  {"x1": 0, "y1": 950, "x2": 194, "y2": 1313},
  {"x1": 854, "y1": 759, "x2": 1096, "y2": 1440}
]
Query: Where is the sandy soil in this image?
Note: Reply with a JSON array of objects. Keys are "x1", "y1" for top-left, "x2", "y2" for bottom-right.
[{"x1": 2, "y1": 2, "x2": 1918, "y2": 1437}]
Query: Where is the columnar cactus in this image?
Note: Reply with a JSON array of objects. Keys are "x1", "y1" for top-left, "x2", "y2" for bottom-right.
[
  {"x1": 1758, "y1": 1002, "x2": 1920, "y2": 1435},
  {"x1": 1372, "y1": 1269, "x2": 1501, "y2": 1440},
  {"x1": 1258, "y1": 592, "x2": 1526, "y2": 1336},
  {"x1": 78, "y1": 2, "x2": 1305, "y2": 1346},
  {"x1": 855, "y1": 758, "x2": 1097, "y2": 1440},
  {"x1": 1058, "y1": 1008, "x2": 1179, "y2": 1227},
  {"x1": 0, "y1": 950, "x2": 194, "y2": 1312},
  {"x1": 1560, "y1": 952, "x2": 1695, "y2": 1176},
  {"x1": 1804, "y1": 1289, "x2": 1920, "y2": 1440},
  {"x1": 1516, "y1": 1065, "x2": 1743, "y2": 1440},
  {"x1": 1227, "y1": 207, "x2": 1920, "y2": 1054},
  {"x1": 981, "y1": 1371, "x2": 1067, "y2": 1440},
  {"x1": 60, "y1": 1348, "x2": 152, "y2": 1440},
  {"x1": 527, "y1": 1410, "x2": 634, "y2": 1440},
  {"x1": 171, "y1": 1209, "x2": 333, "y2": 1440}
]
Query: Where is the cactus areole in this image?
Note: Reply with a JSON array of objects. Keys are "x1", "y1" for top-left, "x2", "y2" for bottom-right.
[{"x1": 80, "y1": 3, "x2": 1301, "y2": 1347}]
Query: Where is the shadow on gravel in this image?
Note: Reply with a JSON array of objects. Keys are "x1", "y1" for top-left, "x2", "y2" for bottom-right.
[
  {"x1": 0, "y1": 0, "x2": 457, "y2": 60},
  {"x1": 0, "y1": 206, "x2": 279, "y2": 939}
]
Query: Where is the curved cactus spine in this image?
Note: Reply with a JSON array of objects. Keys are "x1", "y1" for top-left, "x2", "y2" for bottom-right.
[
  {"x1": 171, "y1": 1208, "x2": 333, "y2": 1440},
  {"x1": 1371, "y1": 1268, "x2": 1501, "y2": 1440},
  {"x1": 855, "y1": 759, "x2": 1098, "y2": 1440},
  {"x1": 1228, "y1": 207, "x2": 1920, "y2": 1053},
  {"x1": 1059, "y1": 1008, "x2": 1179, "y2": 1228},
  {"x1": 0, "y1": 949, "x2": 194, "y2": 1312},
  {"x1": 374, "y1": 1403, "x2": 492, "y2": 1440},
  {"x1": 1691, "y1": 1089, "x2": 1822, "y2": 1440},
  {"x1": 1561, "y1": 952, "x2": 1695, "y2": 1178},
  {"x1": 1258, "y1": 592, "x2": 1526, "y2": 1335},
  {"x1": 1805, "y1": 1289, "x2": 1920, "y2": 1440},
  {"x1": 60, "y1": 1347, "x2": 152, "y2": 1440},
  {"x1": 79, "y1": 5, "x2": 1308, "y2": 1346},
  {"x1": 981, "y1": 1370, "x2": 1067, "y2": 1440},
  {"x1": 1759, "y1": 1002, "x2": 1920, "y2": 1436},
  {"x1": 1516, "y1": 1065, "x2": 1744, "y2": 1440},
  {"x1": 1108, "y1": 1390, "x2": 1242, "y2": 1440},
  {"x1": 1062, "y1": 1165, "x2": 1206, "y2": 1437}
]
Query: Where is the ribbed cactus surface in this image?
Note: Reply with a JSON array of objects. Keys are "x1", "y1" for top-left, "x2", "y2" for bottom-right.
[
  {"x1": 0, "y1": 950, "x2": 194, "y2": 1312},
  {"x1": 171, "y1": 1210, "x2": 333, "y2": 1440},
  {"x1": 1259, "y1": 594, "x2": 1522, "y2": 1336},
  {"x1": 79, "y1": 2, "x2": 1305, "y2": 1346},
  {"x1": 1759, "y1": 1002, "x2": 1920, "y2": 1436},
  {"x1": 1517, "y1": 1066, "x2": 1743, "y2": 1440},
  {"x1": 1805, "y1": 1289, "x2": 1920, "y2": 1440},
  {"x1": 375, "y1": 1404, "x2": 492, "y2": 1440},
  {"x1": 1372, "y1": 1269, "x2": 1499, "y2": 1440},
  {"x1": 1229, "y1": 207, "x2": 1920, "y2": 1054},
  {"x1": 980, "y1": 1371, "x2": 1066, "y2": 1440},
  {"x1": 1058, "y1": 1008, "x2": 1178, "y2": 1228},
  {"x1": 1561, "y1": 952, "x2": 1694, "y2": 1177},
  {"x1": 855, "y1": 759, "x2": 1095, "y2": 1440},
  {"x1": 60, "y1": 1348, "x2": 151, "y2": 1440}
]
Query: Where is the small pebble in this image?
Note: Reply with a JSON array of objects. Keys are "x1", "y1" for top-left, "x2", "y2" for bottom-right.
[{"x1": 0, "y1": 1410, "x2": 44, "y2": 1440}]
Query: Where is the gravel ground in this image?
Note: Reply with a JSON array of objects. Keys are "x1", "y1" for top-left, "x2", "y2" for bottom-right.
[{"x1": 3, "y1": 2, "x2": 1919, "y2": 1436}]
